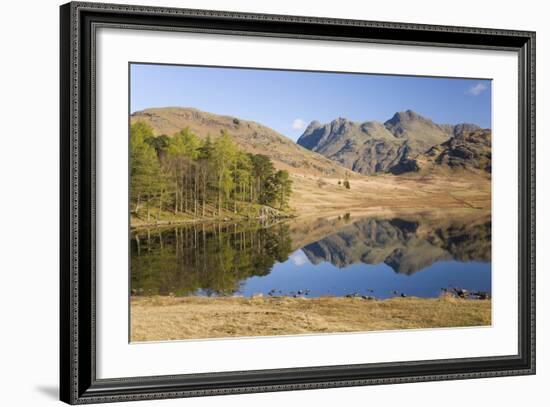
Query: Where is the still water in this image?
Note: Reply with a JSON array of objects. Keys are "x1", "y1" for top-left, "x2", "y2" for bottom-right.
[{"x1": 130, "y1": 215, "x2": 491, "y2": 299}]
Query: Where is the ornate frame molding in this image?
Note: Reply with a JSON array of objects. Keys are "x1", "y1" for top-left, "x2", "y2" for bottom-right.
[{"x1": 60, "y1": 2, "x2": 535, "y2": 404}]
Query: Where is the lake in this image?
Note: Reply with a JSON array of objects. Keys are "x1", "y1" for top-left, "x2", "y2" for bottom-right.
[{"x1": 130, "y1": 213, "x2": 491, "y2": 299}]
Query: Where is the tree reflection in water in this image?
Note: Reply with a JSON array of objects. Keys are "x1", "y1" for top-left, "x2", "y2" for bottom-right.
[{"x1": 131, "y1": 214, "x2": 491, "y2": 297}]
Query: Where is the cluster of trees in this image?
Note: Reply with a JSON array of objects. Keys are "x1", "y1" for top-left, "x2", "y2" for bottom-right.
[{"x1": 130, "y1": 122, "x2": 292, "y2": 221}]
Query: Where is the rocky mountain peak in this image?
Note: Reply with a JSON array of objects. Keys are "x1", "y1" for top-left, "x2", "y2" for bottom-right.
[
  {"x1": 384, "y1": 110, "x2": 437, "y2": 132},
  {"x1": 443, "y1": 122, "x2": 481, "y2": 137},
  {"x1": 304, "y1": 120, "x2": 321, "y2": 132},
  {"x1": 297, "y1": 110, "x2": 488, "y2": 176}
]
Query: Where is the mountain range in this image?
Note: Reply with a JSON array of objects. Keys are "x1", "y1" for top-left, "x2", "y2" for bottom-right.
[
  {"x1": 297, "y1": 110, "x2": 490, "y2": 175},
  {"x1": 131, "y1": 107, "x2": 491, "y2": 178}
]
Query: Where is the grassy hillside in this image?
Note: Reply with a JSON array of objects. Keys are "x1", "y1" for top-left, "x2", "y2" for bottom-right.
[{"x1": 131, "y1": 107, "x2": 351, "y2": 178}]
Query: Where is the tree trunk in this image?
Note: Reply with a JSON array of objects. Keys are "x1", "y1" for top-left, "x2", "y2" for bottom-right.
[
  {"x1": 158, "y1": 189, "x2": 163, "y2": 219},
  {"x1": 135, "y1": 193, "x2": 141, "y2": 214},
  {"x1": 146, "y1": 193, "x2": 150, "y2": 222},
  {"x1": 174, "y1": 166, "x2": 179, "y2": 214},
  {"x1": 174, "y1": 186, "x2": 178, "y2": 214},
  {"x1": 135, "y1": 234, "x2": 141, "y2": 256},
  {"x1": 184, "y1": 172, "x2": 188, "y2": 213},
  {"x1": 202, "y1": 173, "x2": 206, "y2": 217},
  {"x1": 194, "y1": 171, "x2": 198, "y2": 217}
]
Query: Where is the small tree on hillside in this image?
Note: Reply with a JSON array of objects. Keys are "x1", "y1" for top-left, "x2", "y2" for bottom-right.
[{"x1": 343, "y1": 171, "x2": 351, "y2": 189}]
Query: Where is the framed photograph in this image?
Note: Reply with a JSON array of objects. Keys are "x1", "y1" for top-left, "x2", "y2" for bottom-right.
[{"x1": 60, "y1": 1, "x2": 535, "y2": 404}]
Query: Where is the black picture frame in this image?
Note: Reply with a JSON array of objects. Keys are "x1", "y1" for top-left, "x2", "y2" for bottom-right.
[{"x1": 60, "y1": 1, "x2": 536, "y2": 404}]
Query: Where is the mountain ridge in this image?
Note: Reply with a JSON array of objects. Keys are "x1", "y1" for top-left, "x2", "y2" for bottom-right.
[
  {"x1": 297, "y1": 110, "x2": 486, "y2": 175},
  {"x1": 131, "y1": 107, "x2": 351, "y2": 178},
  {"x1": 131, "y1": 107, "x2": 490, "y2": 178}
]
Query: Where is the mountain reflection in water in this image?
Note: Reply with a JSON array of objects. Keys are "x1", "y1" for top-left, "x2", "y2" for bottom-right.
[{"x1": 130, "y1": 214, "x2": 491, "y2": 299}]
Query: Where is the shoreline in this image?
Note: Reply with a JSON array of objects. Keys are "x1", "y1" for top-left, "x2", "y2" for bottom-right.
[
  {"x1": 130, "y1": 205, "x2": 489, "y2": 231},
  {"x1": 131, "y1": 295, "x2": 491, "y2": 342},
  {"x1": 131, "y1": 212, "x2": 296, "y2": 230}
]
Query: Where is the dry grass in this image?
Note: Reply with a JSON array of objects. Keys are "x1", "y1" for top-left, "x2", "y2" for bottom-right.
[
  {"x1": 288, "y1": 172, "x2": 491, "y2": 217},
  {"x1": 131, "y1": 296, "x2": 491, "y2": 342}
]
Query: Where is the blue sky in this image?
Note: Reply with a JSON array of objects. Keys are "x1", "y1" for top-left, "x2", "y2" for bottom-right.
[{"x1": 131, "y1": 63, "x2": 492, "y2": 141}]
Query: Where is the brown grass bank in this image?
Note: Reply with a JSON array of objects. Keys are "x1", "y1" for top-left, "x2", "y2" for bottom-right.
[{"x1": 131, "y1": 296, "x2": 491, "y2": 342}]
